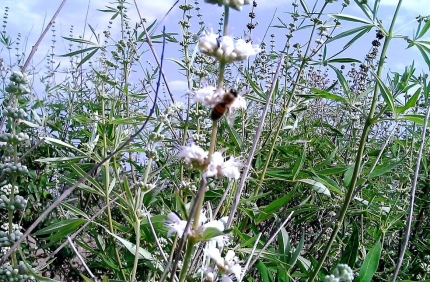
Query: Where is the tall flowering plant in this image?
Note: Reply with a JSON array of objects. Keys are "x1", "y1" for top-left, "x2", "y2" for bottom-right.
[{"x1": 162, "y1": 1, "x2": 260, "y2": 281}]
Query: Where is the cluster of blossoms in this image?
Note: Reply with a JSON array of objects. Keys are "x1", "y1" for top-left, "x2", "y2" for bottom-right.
[
  {"x1": 199, "y1": 30, "x2": 260, "y2": 63},
  {"x1": 165, "y1": 212, "x2": 229, "y2": 247},
  {"x1": 204, "y1": 247, "x2": 242, "y2": 282},
  {"x1": 192, "y1": 85, "x2": 246, "y2": 110},
  {"x1": 325, "y1": 264, "x2": 354, "y2": 282},
  {"x1": 204, "y1": 0, "x2": 250, "y2": 11},
  {"x1": 178, "y1": 144, "x2": 241, "y2": 180}
]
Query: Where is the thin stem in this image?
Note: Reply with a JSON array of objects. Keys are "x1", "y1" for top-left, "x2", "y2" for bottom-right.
[
  {"x1": 131, "y1": 218, "x2": 141, "y2": 282},
  {"x1": 207, "y1": 122, "x2": 218, "y2": 161},
  {"x1": 226, "y1": 54, "x2": 285, "y2": 229},
  {"x1": 102, "y1": 98, "x2": 127, "y2": 281},
  {"x1": 391, "y1": 95, "x2": 430, "y2": 281},
  {"x1": 307, "y1": 1, "x2": 402, "y2": 280},
  {"x1": 178, "y1": 240, "x2": 195, "y2": 282}
]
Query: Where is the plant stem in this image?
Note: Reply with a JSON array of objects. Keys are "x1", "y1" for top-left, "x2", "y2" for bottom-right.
[
  {"x1": 178, "y1": 240, "x2": 195, "y2": 282},
  {"x1": 307, "y1": 1, "x2": 402, "y2": 280},
  {"x1": 131, "y1": 217, "x2": 141, "y2": 282},
  {"x1": 102, "y1": 96, "x2": 127, "y2": 282}
]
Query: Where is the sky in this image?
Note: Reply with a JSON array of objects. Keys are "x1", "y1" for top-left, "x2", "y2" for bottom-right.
[{"x1": 0, "y1": 0, "x2": 428, "y2": 100}]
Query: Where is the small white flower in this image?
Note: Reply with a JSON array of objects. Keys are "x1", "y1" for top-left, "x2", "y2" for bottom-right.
[
  {"x1": 192, "y1": 85, "x2": 222, "y2": 108},
  {"x1": 220, "y1": 157, "x2": 241, "y2": 180},
  {"x1": 204, "y1": 151, "x2": 225, "y2": 178},
  {"x1": 206, "y1": 246, "x2": 242, "y2": 281},
  {"x1": 164, "y1": 212, "x2": 188, "y2": 237},
  {"x1": 204, "y1": 152, "x2": 241, "y2": 180},
  {"x1": 178, "y1": 144, "x2": 208, "y2": 168},
  {"x1": 204, "y1": 0, "x2": 251, "y2": 11}
]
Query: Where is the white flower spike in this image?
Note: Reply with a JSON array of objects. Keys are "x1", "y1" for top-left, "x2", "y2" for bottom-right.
[
  {"x1": 177, "y1": 143, "x2": 208, "y2": 170},
  {"x1": 199, "y1": 31, "x2": 260, "y2": 62},
  {"x1": 204, "y1": 0, "x2": 251, "y2": 11}
]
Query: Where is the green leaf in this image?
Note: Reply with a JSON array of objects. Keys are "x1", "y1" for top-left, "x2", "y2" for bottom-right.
[
  {"x1": 330, "y1": 14, "x2": 373, "y2": 25},
  {"x1": 372, "y1": 70, "x2": 395, "y2": 113},
  {"x1": 256, "y1": 189, "x2": 295, "y2": 223},
  {"x1": 396, "y1": 87, "x2": 422, "y2": 114},
  {"x1": 302, "y1": 88, "x2": 349, "y2": 104},
  {"x1": 36, "y1": 156, "x2": 86, "y2": 162},
  {"x1": 368, "y1": 159, "x2": 402, "y2": 179},
  {"x1": 59, "y1": 46, "x2": 99, "y2": 57},
  {"x1": 415, "y1": 43, "x2": 430, "y2": 71},
  {"x1": 61, "y1": 36, "x2": 98, "y2": 45},
  {"x1": 356, "y1": 241, "x2": 382, "y2": 282},
  {"x1": 262, "y1": 189, "x2": 295, "y2": 214},
  {"x1": 299, "y1": 0, "x2": 309, "y2": 15},
  {"x1": 34, "y1": 219, "x2": 87, "y2": 236},
  {"x1": 76, "y1": 48, "x2": 100, "y2": 69},
  {"x1": 201, "y1": 227, "x2": 229, "y2": 240},
  {"x1": 292, "y1": 144, "x2": 306, "y2": 180},
  {"x1": 327, "y1": 25, "x2": 372, "y2": 46},
  {"x1": 340, "y1": 223, "x2": 359, "y2": 266},
  {"x1": 298, "y1": 179, "x2": 331, "y2": 196},
  {"x1": 417, "y1": 19, "x2": 430, "y2": 40},
  {"x1": 103, "y1": 227, "x2": 153, "y2": 261},
  {"x1": 329, "y1": 66, "x2": 351, "y2": 100},
  {"x1": 44, "y1": 137, "x2": 86, "y2": 155},
  {"x1": 288, "y1": 234, "x2": 304, "y2": 269},
  {"x1": 398, "y1": 114, "x2": 426, "y2": 124},
  {"x1": 257, "y1": 260, "x2": 272, "y2": 282},
  {"x1": 278, "y1": 227, "x2": 291, "y2": 264},
  {"x1": 326, "y1": 58, "x2": 362, "y2": 64}
]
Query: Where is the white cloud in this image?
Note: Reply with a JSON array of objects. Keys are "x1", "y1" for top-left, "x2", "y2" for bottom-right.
[{"x1": 168, "y1": 79, "x2": 188, "y2": 94}]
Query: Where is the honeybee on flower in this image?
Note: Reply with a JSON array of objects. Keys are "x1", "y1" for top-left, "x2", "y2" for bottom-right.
[{"x1": 192, "y1": 85, "x2": 247, "y2": 125}]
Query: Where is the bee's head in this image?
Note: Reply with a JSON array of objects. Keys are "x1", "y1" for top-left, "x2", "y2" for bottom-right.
[{"x1": 229, "y1": 89, "x2": 238, "y2": 97}]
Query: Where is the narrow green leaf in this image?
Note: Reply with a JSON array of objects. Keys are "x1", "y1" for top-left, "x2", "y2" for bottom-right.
[
  {"x1": 36, "y1": 156, "x2": 85, "y2": 162},
  {"x1": 306, "y1": 88, "x2": 349, "y2": 104},
  {"x1": 327, "y1": 25, "x2": 372, "y2": 45},
  {"x1": 298, "y1": 179, "x2": 331, "y2": 196},
  {"x1": 352, "y1": 0, "x2": 374, "y2": 21},
  {"x1": 76, "y1": 48, "x2": 99, "y2": 69},
  {"x1": 288, "y1": 234, "x2": 304, "y2": 269},
  {"x1": 59, "y1": 46, "x2": 98, "y2": 57},
  {"x1": 417, "y1": 19, "x2": 430, "y2": 40},
  {"x1": 299, "y1": 0, "x2": 310, "y2": 15},
  {"x1": 262, "y1": 189, "x2": 295, "y2": 214},
  {"x1": 278, "y1": 227, "x2": 290, "y2": 263},
  {"x1": 330, "y1": 14, "x2": 373, "y2": 25},
  {"x1": 343, "y1": 164, "x2": 355, "y2": 187},
  {"x1": 329, "y1": 66, "x2": 351, "y2": 99},
  {"x1": 415, "y1": 43, "x2": 430, "y2": 71},
  {"x1": 327, "y1": 58, "x2": 362, "y2": 64},
  {"x1": 292, "y1": 144, "x2": 306, "y2": 180},
  {"x1": 340, "y1": 223, "x2": 359, "y2": 266},
  {"x1": 257, "y1": 260, "x2": 272, "y2": 282},
  {"x1": 398, "y1": 114, "x2": 425, "y2": 124},
  {"x1": 61, "y1": 36, "x2": 97, "y2": 45},
  {"x1": 356, "y1": 241, "x2": 382, "y2": 282},
  {"x1": 103, "y1": 227, "x2": 153, "y2": 261},
  {"x1": 396, "y1": 87, "x2": 422, "y2": 114},
  {"x1": 342, "y1": 25, "x2": 373, "y2": 50},
  {"x1": 368, "y1": 160, "x2": 402, "y2": 178},
  {"x1": 44, "y1": 137, "x2": 86, "y2": 154},
  {"x1": 34, "y1": 219, "x2": 86, "y2": 236},
  {"x1": 372, "y1": 70, "x2": 395, "y2": 113}
]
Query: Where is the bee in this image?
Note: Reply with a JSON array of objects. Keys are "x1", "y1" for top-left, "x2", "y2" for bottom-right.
[{"x1": 210, "y1": 89, "x2": 238, "y2": 121}]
